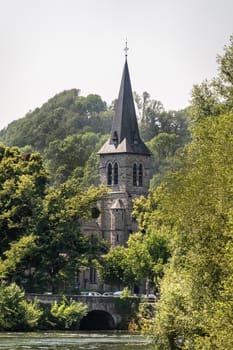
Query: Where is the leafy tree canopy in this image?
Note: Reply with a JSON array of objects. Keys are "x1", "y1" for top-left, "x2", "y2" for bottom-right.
[
  {"x1": 0, "y1": 89, "x2": 111, "y2": 152},
  {"x1": 0, "y1": 282, "x2": 42, "y2": 331},
  {"x1": 97, "y1": 230, "x2": 169, "y2": 292},
  {"x1": 138, "y1": 34, "x2": 233, "y2": 349},
  {"x1": 0, "y1": 144, "x2": 108, "y2": 293},
  {"x1": 0, "y1": 144, "x2": 49, "y2": 254}
]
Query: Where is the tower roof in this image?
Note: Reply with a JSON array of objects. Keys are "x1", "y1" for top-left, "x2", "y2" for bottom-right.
[{"x1": 98, "y1": 59, "x2": 151, "y2": 155}]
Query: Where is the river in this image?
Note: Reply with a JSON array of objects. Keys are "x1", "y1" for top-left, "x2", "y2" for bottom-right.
[{"x1": 0, "y1": 331, "x2": 155, "y2": 350}]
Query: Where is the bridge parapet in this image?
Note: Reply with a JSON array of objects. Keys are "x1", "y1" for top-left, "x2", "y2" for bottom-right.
[
  {"x1": 25, "y1": 293, "x2": 140, "y2": 329},
  {"x1": 26, "y1": 294, "x2": 137, "y2": 329}
]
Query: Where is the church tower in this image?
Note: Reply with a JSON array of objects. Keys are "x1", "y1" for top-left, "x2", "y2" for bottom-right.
[{"x1": 98, "y1": 48, "x2": 151, "y2": 247}]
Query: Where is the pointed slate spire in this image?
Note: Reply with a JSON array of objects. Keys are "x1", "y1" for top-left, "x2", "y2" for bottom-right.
[{"x1": 98, "y1": 58, "x2": 150, "y2": 155}]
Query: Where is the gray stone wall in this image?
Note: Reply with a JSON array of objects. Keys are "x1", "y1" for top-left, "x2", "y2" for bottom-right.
[{"x1": 98, "y1": 152, "x2": 150, "y2": 246}]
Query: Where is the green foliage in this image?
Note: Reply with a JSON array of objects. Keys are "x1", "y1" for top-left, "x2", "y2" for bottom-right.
[
  {"x1": 0, "y1": 86, "x2": 190, "y2": 187},
  {"x1": 134, "y1": 91, "x2": 190, "y2": 144},
  {"x1": 0, "y1": 234, "x2": 37, "y2": 280},
  {"x1": 134, "y1": 96, "x2": 191, "y2": 187},
  {"x1": 45, "y1": 132, "x2": 102, "y2": 185},
  {"x1": 0, "y1": 282, "x2": 42, "y2": 330},
  {"x1": 50, "y1": 296, "x2": 87, "y2": 329},
  {"x1": 0, "y1": 144, "x2": 49, "y2": 255},
  {"x1": 81, "y1": 134, "x2": 108, "y2": 187},
  {"x1": 97, "y1": 246, "x2": 128, "y2": 287},
  {"x1": 189, "y1": 80, "x2": 222, "y2": 124},
  {"x1": 97, "y1": 230, "x2": 169, "y2": 291},
  {"x1": 138, "y1": 112, "x2": 233, "y2": 349},
  {"x1": 134, "y1": 36, "x2": 233, "y2": 347},
  {"x1": 216, "y1": 34, "x2": 233, "y2": 110},
  {"x1": 0, "y1": 90, "x2": 110, "y2": 152},
  {"x1": 0, "y1": 90, "x2": 112, "y2": 186},
  {"x1": 113, "y1": 295, "x2": 140, "y2": 330},
  {"x1": 120, "y1": 286, "x2": 131, "y2": 298},
  {"x1": 0, "y1": 143, "x2": 108, "y2": 292},
  {"x1": 190, "y1": 34, "x2": 233, "y2": 127},
  {"x1": 30, "y1": 181, "x2": 108, "y2": 293},
  {"x1": 138, "y1": 302, "x2": 157, "y2": 335}
]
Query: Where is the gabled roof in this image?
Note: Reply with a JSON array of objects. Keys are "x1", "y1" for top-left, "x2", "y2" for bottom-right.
[{"x1": 98, "y1": 59, "x2": 151, "y2": 156}]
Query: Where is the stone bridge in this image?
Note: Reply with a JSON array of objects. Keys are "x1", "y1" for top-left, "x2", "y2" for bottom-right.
[{"x1": 26, "y1": 294, "x2": 140, "y2": 330}]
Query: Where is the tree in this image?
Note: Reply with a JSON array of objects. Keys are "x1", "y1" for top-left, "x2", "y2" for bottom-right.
[
  {"x1": 138, "y1": 112, "x2": 233, "y2": 349},
  {"x1": 97, "y1": 246, "x2": 128, "y2": 288},
  {"x1": 50, "y1": 296, "x2": 87, "y2": 329},
  {"x1": 81, "y1": 134, "x2": 108, "y2": 187},
  {"x1": 216, "y1": 34, "x2": 233, "y2": 110},
  {"x1": 134, "y1": 92, "x2": 190, "y2": 144},
  {"x1": 134, "y1": 92, "x2": 164, "y2": 141},
  {"x1": 0, "y1": 144, "x2": 49, "y2": 255},
  {"x1": 0, "y1": 143, "x2": 108, "y2": 292},
  {"x1": 189, "y1": 80, "x2": 221, "y2": 124},
  {"x1": 97, "y1": 230, "x2": 169, "y2": 292},
  {"x1": 134, "y1": 35, "x2": 233, "y2": 346},
  {"x1": 45, "y1": 132, "x2": 100, "y2": 185},
  {"x1": 29, "y1": 181, "x2": 108, "y2": 293},
  {"x1": 0, "y1": 282, "x2": 42, "y2": 330},
  {"x1": 190, "y1": 34, "x2": 233, "y2": 126},
  {"x1": 0, "y1": 90, "x2": 110, "y2": 152},
  {"x1": 0, "y1": 234, "x2": 37, "y2": 280}
]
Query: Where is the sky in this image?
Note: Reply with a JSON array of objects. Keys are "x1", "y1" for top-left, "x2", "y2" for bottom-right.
[{"x1": 0, "y1": 0, "x2": 232, "y2": 130}]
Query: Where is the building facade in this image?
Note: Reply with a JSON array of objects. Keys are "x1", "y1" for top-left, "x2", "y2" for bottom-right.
[
  {"x1": 79, "y1": 56, "x2": 151, "y2": 290},
  {"x1": 98, "y1": 56, "x2": 151, "y2": 247}
]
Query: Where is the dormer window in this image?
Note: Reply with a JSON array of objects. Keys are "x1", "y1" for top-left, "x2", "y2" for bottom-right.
[{"x1": 113, "y1": 131, "x2": 118, "y2": 146}]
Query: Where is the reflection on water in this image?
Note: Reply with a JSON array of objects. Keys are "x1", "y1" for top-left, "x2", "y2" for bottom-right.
[{"x1": 0, "y1": 331, "x2": 155, "y2": 350}]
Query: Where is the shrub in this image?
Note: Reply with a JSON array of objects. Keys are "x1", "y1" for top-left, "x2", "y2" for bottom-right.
[
  {"x1": 0, "y1": 282, "x2": 42, "y2": 330},
  {"x1": 50, "y1": 296, "x2": 87, "y2": 329}
]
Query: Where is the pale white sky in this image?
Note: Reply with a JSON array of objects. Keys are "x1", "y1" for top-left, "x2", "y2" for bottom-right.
[{"x1": 0, "y1": 0, "x2": 232, "y2": 130}]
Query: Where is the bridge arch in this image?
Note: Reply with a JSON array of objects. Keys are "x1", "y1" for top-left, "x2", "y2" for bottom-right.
[{"x1": 79, "y1": 309, "x2": 115, "y2": 330}]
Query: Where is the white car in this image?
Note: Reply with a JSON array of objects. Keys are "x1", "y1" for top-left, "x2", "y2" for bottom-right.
[
  {"x1": 80, "y1": 291, "x2": 102, "y2": 296},
  {"x1": 141, "y1": 293, "x2": 157, "y2": 301},
  {"x1": 102, "y1": 292, "x2": 114, "y2": 296},
  {"x1": 113, "y1": 291, "x2": 123, "y2": 296}
]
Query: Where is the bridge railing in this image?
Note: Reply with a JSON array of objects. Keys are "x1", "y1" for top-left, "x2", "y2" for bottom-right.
[{"x1": 26, "y1": 293, "x2": 121, "y2": 304}]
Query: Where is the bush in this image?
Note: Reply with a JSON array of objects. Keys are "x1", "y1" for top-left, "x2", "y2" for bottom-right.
[
  {"x1": 0, "y1": 282, "x2": 42, "y2": 330},
  {"x1": 50, "y1": 296, "x2": 87, "y2": 329}
]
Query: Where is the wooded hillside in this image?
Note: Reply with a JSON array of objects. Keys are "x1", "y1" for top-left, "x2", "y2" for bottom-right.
[{"x1": 0, "y1": 89, "x2": 190, "y2": 187}]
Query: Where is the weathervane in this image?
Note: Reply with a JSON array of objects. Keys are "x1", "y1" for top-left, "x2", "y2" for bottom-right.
[{"x1": 124, "y1": 39, "x2": 129, "y2": 58}]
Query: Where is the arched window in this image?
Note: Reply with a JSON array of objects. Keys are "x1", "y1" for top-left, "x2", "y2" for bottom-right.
[
  {"x1": 139, "y1": 164, "x2": 143, "y2": 186},
  {"x1": 113, "y1": 163, "x2": 118, "y2": 184},
  {"x1": 133, "y1": 163, "x2": 137, "y2": 186},
  {"x1": 107, "y1": 163, "x2": 112, "y2": 185}
]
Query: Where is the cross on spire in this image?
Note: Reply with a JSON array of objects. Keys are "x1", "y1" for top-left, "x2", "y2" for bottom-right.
[{"x1": 124, "y1": 39, "x2": 129, "y2": 58}]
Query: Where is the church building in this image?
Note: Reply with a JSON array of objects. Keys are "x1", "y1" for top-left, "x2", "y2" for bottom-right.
[
  {"x1": 97, "y1": 52, "x2": 151, "y2": 247},
  {"x1": 79, "y1": 49, "x2": 151, "y2": 290}
]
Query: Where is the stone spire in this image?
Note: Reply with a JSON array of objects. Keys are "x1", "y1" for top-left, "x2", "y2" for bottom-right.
[{"x1": 98, "y1": 57, "x2": 150, "y2": 155}]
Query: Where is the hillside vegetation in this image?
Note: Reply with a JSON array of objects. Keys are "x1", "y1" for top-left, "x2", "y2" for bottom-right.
[
  {"x1": 0, "y1": 89, "x2": 111, "y2": 151},
  {"x1": 0, "y1": 88, "x2": 190, "y2": 187}
]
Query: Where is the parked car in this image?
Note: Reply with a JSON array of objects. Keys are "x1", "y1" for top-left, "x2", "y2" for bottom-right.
[
  {"x1": 141, "y1": 293, "x2": 157, "y2": 301},
  {"x1": 147, "y1": 293, "x2": 157, "y2": 301},
  {"x1": 113, "y1": 291, "x2": 123, "y2": 296},
  {"x1": 102, "y1": 292, "x2": 114, "y2": 296},
  {"x1": 80, "y1": 291, "x2": 102, "y2": 296}
]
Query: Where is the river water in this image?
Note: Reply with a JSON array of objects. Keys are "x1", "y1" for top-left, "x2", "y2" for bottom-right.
[{"x1": 0, "y1": 331, "x2": 155, "y2": 350}]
